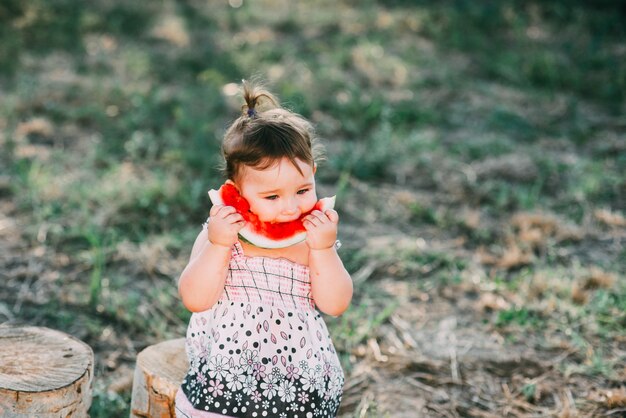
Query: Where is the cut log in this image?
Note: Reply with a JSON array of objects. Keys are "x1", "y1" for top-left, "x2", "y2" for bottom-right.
[
  {"x1": 0, "y1": 325, "x2": 94, "y2": 417},
  {"x1": 130, "y1": 338, "x2": 188, "y2": 418}
]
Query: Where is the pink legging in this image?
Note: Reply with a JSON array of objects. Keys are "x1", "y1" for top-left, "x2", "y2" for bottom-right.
[{"x1": 174, "y1": 389, "x2": 235, "y2": 418}]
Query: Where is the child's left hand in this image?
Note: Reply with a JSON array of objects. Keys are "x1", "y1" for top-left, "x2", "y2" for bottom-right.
[{"x1": 303, "y1": 210, "x2": 338, "y2": 250}]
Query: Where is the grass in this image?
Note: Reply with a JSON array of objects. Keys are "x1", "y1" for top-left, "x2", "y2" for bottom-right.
[
  {"x1": 90, "y1": 389, "x2": 130, "y2": 418},
  {"x1": 1, "y1": 0, "x2": 625, "y2": 416}
]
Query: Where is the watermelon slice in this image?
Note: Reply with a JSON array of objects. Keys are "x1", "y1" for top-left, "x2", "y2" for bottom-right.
[{"x1": 208, "y1": 183, "x2": 336, "y2": 249}]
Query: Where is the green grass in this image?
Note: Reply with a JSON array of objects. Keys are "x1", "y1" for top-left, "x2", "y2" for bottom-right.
[
  {"x1": 1, "y1": 0, "x2": 625, "y2": 415},
  {"x1": 90, "y1": 389, "x2": 130, "y2": 418},
  {"x1": 496, "y1": 307, "x2": 545, "y2": 328},
  {"x1": 327, "y1": 294, "x2": 399, "y2": 372}
]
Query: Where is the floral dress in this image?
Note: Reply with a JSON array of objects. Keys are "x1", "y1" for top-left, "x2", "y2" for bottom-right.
[{"x1": 176, "y1": 242, "x2": 344, "y2": 418}]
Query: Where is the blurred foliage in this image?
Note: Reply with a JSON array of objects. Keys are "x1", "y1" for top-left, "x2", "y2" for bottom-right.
[{"x1": 1, "y1": 0, "x2": 625, "y2": 415}]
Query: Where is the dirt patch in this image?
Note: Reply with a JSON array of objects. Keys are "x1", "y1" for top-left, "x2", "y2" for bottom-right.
[{"x1": 338, "y1": 280, "x2": 617, "y2": 418}]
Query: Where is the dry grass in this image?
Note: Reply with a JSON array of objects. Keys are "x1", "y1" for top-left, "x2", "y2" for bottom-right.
[{"x1": 2, "y1": 1, "x2": 625, "y2": 416}]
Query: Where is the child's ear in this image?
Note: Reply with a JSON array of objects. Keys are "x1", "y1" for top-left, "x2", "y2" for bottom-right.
[{"x1": 313, "y1": 163, "x2": 317, "y2": 174}]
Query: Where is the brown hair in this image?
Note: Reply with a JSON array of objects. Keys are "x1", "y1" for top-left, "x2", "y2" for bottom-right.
[{"x1": 221, "y1": 80, "x2": 324, "y2": 181}]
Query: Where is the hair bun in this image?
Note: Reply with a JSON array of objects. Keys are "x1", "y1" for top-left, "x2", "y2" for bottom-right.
[{"x1": 242, "y1": 79, "x2": 279, "y2": 117}]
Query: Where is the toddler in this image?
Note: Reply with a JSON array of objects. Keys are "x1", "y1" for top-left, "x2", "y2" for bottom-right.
[{"x1": 175, "y1": 81, "x2": 353, "y2": 418}]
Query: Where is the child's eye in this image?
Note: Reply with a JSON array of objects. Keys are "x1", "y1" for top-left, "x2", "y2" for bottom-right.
[
  {"x1": 297, "y1": 188, "x2": 309, "y2": 195},
  {"x1": 265, "y1": 195, "x2": 278, "y2": 200}
]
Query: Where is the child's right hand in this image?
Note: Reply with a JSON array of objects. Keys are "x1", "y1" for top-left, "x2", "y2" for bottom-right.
[{"x1": 207, "y1": 205, "x2": 246, "y2": 248}]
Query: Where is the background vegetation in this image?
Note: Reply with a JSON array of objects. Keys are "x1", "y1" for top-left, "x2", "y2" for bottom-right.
[{"x1": 1, "y1": 0, "x2": 624, "y2": 416}]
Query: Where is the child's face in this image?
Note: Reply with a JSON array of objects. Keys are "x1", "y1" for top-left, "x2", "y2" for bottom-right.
[{"x1": 234, "y1": 157, "x2": 318, "y2": 223}]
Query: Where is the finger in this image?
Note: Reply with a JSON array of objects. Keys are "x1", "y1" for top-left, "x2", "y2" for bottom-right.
[
  {"x1": 220, "y1": 205, "x2": 238, "y2": 215},
  {"x1": 324, "y1": 209, "x2": 339, "y2": 223},
  {"x1": 227, "y1": 221, "x2": 246, "y2": 233},
  {"x1": 310, "y1": 210, "x2": 326, "y2": 219},
  {"x1": 213, "y1": 205, "x2": 237, "y2": 218},
  {"x1": 225, "y1": 212, "x2": 244, "y2": 223},
  {"x1": 308, "y1": 210, "x2": 328, "y2": 223},
  {"x1": 304, "y1": 215, "x2": 322, "y2": 226},
  {"x1": 209, "y1": 204, "x2": 224, "y2": 217}
]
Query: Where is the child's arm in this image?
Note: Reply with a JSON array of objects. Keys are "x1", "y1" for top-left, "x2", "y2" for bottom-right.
[
  {"x1": 178, "y1": 205, "x2": 245, "y2": 312},
  {"x1": 304, "y1": 210, "x2": 353, "y2": 317}
]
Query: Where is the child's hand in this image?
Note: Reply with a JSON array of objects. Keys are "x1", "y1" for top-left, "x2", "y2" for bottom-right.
[
  {"x1": 303, "y1": 210, "x2": 338, "y2": 250},
  {"x1": 207, "y1": 205, "x2": 246, "y2": 248}
]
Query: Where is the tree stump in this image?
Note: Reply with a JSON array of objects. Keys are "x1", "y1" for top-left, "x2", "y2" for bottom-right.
[
  {"x1": 0, "y1": 325, "x2": 94, "y2": 417},
  {"x1": 130, "y1": 338, "x2": 188, "y2": 418}
]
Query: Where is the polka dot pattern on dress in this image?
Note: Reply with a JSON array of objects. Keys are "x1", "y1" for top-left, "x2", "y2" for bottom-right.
[{"x1": 178, "y1": 242, "x2": 344, "y2": 418}]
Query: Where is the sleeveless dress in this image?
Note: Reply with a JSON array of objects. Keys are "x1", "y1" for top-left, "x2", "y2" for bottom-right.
[{"x1": 176, "y1": 242, "x2": 344, "y2": 418}]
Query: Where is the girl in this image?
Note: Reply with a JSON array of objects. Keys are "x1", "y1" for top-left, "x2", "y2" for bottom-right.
[{"x1": 175, "y1": 81, "x2": 353, "y2": 418}]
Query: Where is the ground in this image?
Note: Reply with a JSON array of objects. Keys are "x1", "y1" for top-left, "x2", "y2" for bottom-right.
[{"x1": 1, "y1": 1, "x2": 625, "y2": 417}]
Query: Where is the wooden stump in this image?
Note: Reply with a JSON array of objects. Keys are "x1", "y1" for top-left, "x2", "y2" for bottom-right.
[
  {"x1": 0, "y1": 325, "x2": 94, "y2": 417},
  {"x1": 130, "y1": 338, "x2": 188, "y2": 418}
]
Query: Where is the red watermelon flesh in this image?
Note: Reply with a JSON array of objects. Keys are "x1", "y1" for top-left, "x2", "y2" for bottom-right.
[{"x1": 208, "y1": 183, "x2": 335, "y2": 248}]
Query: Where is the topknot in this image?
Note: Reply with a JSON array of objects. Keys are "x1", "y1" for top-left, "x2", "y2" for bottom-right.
[
  {"x1": 221, "y1": 79, "x2": 325, "y2": 181},
  {"x1": 241, "y1": 80, "x2": 278, "y2": 118}
]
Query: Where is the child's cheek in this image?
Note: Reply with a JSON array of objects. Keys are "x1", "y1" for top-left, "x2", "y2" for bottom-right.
[
  {"x1": 302, "y1": 193, "x2": 318, "y2": 213},
  {"x1": 251, "y1": 200, "x2": 274, "y2": 222}
]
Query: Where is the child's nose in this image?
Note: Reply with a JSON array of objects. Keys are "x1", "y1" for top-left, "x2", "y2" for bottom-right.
[{"x1": 281, "y1": 197, "x2": 298, "y2": 215}]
